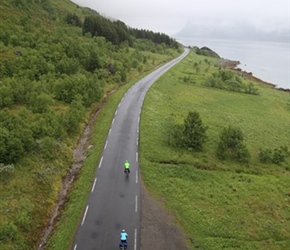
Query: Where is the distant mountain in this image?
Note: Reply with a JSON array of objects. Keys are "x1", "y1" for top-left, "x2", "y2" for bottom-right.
[{"x1": 174, "y1": 21, "x2": 290, "y2": 43}]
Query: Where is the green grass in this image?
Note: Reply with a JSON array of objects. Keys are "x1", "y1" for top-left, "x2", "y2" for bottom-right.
[{"x1": 139, "y1": 51, "x2": 290, "y2": 249}]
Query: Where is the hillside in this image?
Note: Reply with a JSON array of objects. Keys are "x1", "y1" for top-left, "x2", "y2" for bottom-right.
[{"x1": 0, "y1": 0, "x2": 183, "y2": 249}]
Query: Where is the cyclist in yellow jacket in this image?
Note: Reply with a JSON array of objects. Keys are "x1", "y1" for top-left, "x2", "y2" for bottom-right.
[{"x1": 124, "y1": 160, "x2": 130, "y2": 173}]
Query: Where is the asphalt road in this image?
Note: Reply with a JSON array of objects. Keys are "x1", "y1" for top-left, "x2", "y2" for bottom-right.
[{"x1": 72, "y1": 48, "x2": 189, "y2": 250}]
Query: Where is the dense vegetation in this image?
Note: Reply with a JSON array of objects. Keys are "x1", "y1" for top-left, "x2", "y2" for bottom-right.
[
  {"x1": 140, "y1": 50, "x2": 290, "y2": 249},
  {"x1": 0, "y1": 0, "x2": 182, "y2": 249}
]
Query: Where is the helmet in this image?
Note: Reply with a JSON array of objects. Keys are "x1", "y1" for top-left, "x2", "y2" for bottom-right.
[{"x1": 122, "y1": 229, "x2": 125, "y2": 232}]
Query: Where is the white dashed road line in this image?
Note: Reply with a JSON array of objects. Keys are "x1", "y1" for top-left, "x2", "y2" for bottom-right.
[
  {"x1": 134, "y1": 229, "x2": 137, "y2": 250},
  {"x1": 81, "y1": 206, "x2": 89, "y2": 226},
  {"x1": 135, "y1": 195, "x2": 138, "y2": 212},
  {"x1": 98, "y1": 156, "x2": 103, "y2": 169},
  {"x1": 91, "y1": 178, "x2": 97, "y2": 193}
]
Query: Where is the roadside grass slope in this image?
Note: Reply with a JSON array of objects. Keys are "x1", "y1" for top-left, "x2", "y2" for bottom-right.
[{"x1": 140, "y1": 50, "x2": 290, "y2": 249}]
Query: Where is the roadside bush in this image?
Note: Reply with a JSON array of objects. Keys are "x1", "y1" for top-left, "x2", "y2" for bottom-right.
[
  {"x1": 217, "y1": 125, "x2": 250, "y2": 163},
  {"x1": 259, "y1": 145, "x2": 289, "y2": 164},
  {"x1": 218, "y1": 69, "x2": 235, "y2": 81},
  {"x1": 183, "y1": 75, "x2": 194, "y2": 84},
  {"x1": 272, "y1": 148, "x2": 286, "y2": 164},
  {"x1": 258, "y1": 148, "x2": 273, "y2": 163},
  {"x1": 204, "y1": 75, "x2": 224, "y2": 89},
  {"x1": 245, "y1": 82, "x2": 259, "y2": 95},
  {"x1": 227, "y1": 80, "x2": 243, "y2": 92}
]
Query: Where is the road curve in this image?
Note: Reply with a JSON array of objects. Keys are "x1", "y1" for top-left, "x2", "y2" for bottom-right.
[{"x1": 72, "y1": 48, "x2": 189, "y2": 250}]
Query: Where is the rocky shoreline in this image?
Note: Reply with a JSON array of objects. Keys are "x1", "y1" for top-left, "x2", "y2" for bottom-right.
[{"x1": 218, "y1": 58, "x2": 290, "y2": 92}]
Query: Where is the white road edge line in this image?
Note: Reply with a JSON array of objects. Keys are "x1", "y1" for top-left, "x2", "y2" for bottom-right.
[
  {"x1": 81, "y1": 205, "x2": 89, "y2": 226},
  {"x1": 135, "y1": 195, "x2": 138, "y2": 212},
  {"x1": 109, "y1": 128, "x2": 112, "y2": 135},
  {"x1": 104, "y1": 140, "x2": 108, "y2": 149},
  {"x1": 136, "y1": 170, "x2": 138, "y2": 184},
  {"x1": 115, "y1": 110, "x2": 118, "y2": 115},
  {"x1": 136, "y1": 152, "x2": 138, "y2": 162},
  {"x1": 134, "y1": 228, "x2": 137, "y2": 250},
  {"x1": 98, "y1": 156, "x2": 103, "y2": 169},
  {"x1": 91, "y1": 178, "x2": 97, "y2": 193},
  {"x1": 112, "y1": 118, "x2": 115, "y2": 124},
  {"x1": 73, "y1": 244, "x2": 77, "y2": 250}
]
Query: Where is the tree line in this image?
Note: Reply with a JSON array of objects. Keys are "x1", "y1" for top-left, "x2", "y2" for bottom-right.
[{"x1": 0, "y1": 0, "x2": 182, "y2": 165}]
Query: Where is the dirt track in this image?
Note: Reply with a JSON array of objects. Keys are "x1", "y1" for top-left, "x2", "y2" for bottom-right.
[{"x1": 140, "y1": 179, "x2": 190, "y2": 250}]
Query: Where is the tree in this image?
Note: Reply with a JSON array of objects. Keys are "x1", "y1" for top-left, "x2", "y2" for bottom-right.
[
  {"x1": 0, "y1": 108, "x2": 35, "y2": 164},
  {"x1": 29, "y1": 92, "x2": 54, "y2": 113},
  {"x1": 181, "y1": 111, "x2": 208, "y2": 150},
  {"x1": 0, "y1": 84, "x2": 14, "y2": 108},
  {"x1": 65, "y1": 13, "x2": 82, "y2": 27}
]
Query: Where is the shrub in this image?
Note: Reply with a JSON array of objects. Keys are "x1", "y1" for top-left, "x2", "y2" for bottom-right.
[
  {"x1": 245, "y1": 82, "x2": 259, "y2": 95},
  {"x1": 217, "y1": 126, "x2": 250, "y2": 163},
  {"x1": 204, "y1": 75, "x2": 224, "y2": 89},
  {"x1": 258, "y1": 148, "x2": 273, "y2": 163},
  {"x1": 259, "y1": 145, "x2": 288, "y2": 164}
]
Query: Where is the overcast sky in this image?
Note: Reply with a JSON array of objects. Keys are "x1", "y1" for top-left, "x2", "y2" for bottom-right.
[{"x1": 71, "y1": 0, "x2": 289, "y2": 36}]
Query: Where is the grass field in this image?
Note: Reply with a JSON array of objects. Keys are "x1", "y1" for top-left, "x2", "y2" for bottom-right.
[{"x1": 139, "y1": 50, "x2": 290, "y2": 249}]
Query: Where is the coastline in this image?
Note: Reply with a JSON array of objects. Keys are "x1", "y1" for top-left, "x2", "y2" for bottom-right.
[
  {"x1": 178, "y1": 39, "x2": 289, "y2": 92},
  {"x1": 218, "y1": 58, "x2": 290, "y2": 92}
]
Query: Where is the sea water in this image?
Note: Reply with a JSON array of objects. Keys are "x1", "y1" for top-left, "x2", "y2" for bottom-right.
[{"x1": 175, "y1": 37, "x2": 290, "y2": 90}]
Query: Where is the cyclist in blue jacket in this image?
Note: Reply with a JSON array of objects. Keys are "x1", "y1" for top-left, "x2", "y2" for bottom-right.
[{"x1": 120, "y1": 229, "x2": 128, "y2": 242}]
